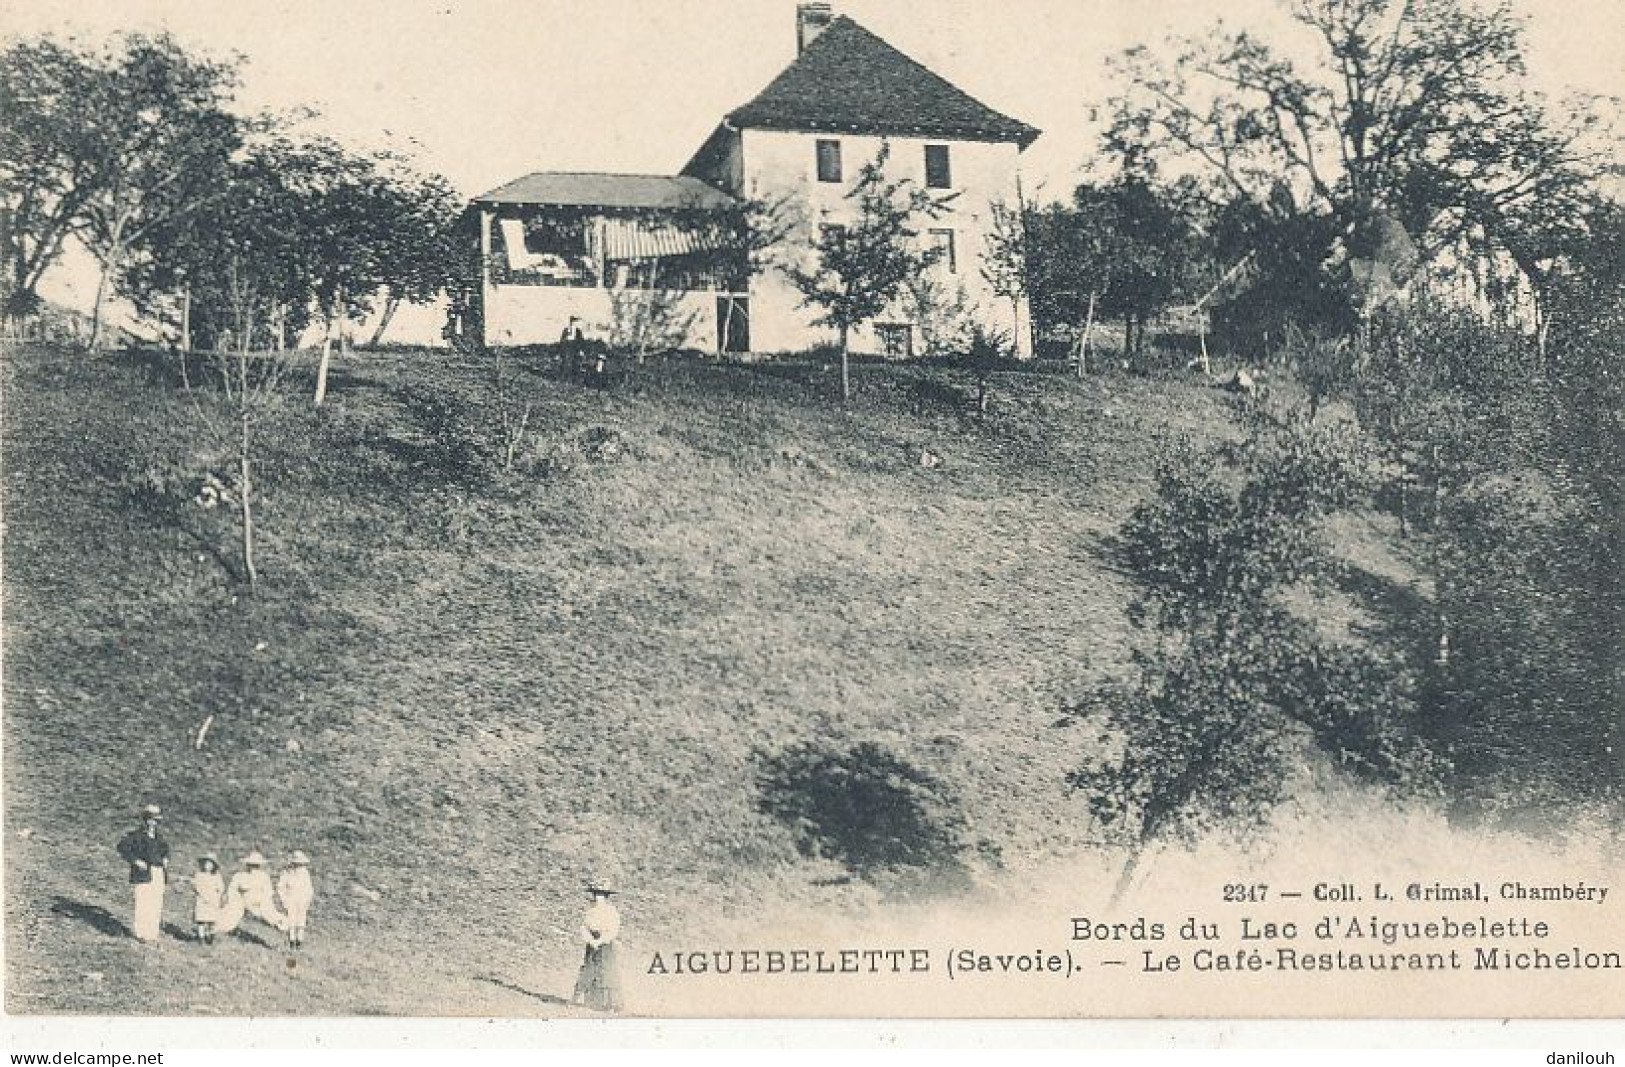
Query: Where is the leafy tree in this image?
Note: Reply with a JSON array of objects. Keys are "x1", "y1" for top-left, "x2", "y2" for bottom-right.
[
  {"x1": 1539, "y1": 196, "x2": 1625, "y2": 376},
  {"x1": 721, "y1": 192, "x2": 799, "y2": 279},
  {"x1": 363, "y1": 163, "x2": 464, "y2": 347},
  {"x1": 142, "y1": 144, "x2": 310, "y2": 590},
  {"x1": 0, "y1": 33, "x2": 239, "y2": 336},
  {"x1": 786, "y1": 145, "x2": 947, "y2": 400},
  {"x1": 125, "y1": 128, "x2": 461, "y2": 587},
  {"x1": 1024, "y1": 201, "x2": 1112, "y2": 373},
  {"x1": 705, "y1": 190, "x2": 797, "y2": 354},
  {"x1": 1204, "y1": 197, "x2": 1356, "y2": 352},
  {"x1": 127, "y1": 131, "x2": 295, "y2": 352},
  {"x1": 1107, "y1": 0, "x2": 1610, "y2": 356},
  {"x1": 1427, "y1": 477, "x2": 1622, "y2": 822},
  {"x1": 1350, "y1": 286, "x2": 1624, "y2": 826},
  {"x1": 0, "y1": 34, "x2": 241, "y2": 342},
  {"x1": 1535, "y1": 209, "x2": 1625, "y2": 817},
  {"x1": 289, "y1": 137, "x2": 425, "y2": 403},
  {"x1": 128, "y1": 126, "x2": 461, "y2": 400},
  {"x1": 0, "y1": 36, "x2": 107, "y2": 320},
  {"x1": 129, "y1": 131, "x2": 313, "y2": 351},
  {"x1": 1027, "y1": 178, "x2": 1198, "y2": 367},
  {"x1": 73, "y1": 34, "x2": 241, "y2": 350},
  {"x1": 981, "y1": 199, "x2": 1030, "y2": 357},
  {"x1": 1070, "y1": 401, "x2": 1439, "y2": 897},
  {"x1": 1107, "y1": 0, "x2": 1602, "y2": 242},
  {"x1": 298, "y1": 143, "x2": 465, "y2": 392},
  {"x1": 1088, "y1": 179, "x2": 1198, "y2": 362}
]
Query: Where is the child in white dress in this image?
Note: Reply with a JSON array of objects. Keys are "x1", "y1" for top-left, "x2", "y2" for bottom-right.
[
  {"x1": 190, "y1": 854, "x2": 225, "y2": 944},
  {"x1": 276, "y1": 850, "x2": 314, "y2": 949},
  {"x1": 218, "y1": 850, "x2": 286, "y2": 939}
]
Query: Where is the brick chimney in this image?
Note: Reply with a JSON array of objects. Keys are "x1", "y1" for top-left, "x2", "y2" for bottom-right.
[{"x1": 797, "y1": 3, "x2": 833, "y2": 54}]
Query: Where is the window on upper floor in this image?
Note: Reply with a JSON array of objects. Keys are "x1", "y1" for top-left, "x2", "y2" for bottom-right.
[
  {"x1": 924, "y1": 144, "x2": 952, "y2": 189},
  {"x1": 816, "y1": 139, "x2": 843, "y2": 183},
  {"x1": 928, "y1": 228, "x2": 956, "y2": 273}
]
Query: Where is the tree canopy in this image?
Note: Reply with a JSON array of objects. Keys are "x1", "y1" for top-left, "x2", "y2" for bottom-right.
[
  {"x1": 0, "y1": 33, "x2": 240, "y2": 326},
  {"x1": 1025, "y1": 177, "x2": 1199, "y2": 358},
  {"x1": 1106, "y1": 0, "x2": 1605, "y2": 247},
  {"x1": 1, "y1": 31, "x2": 463, "y2": 353},
  {"x1": 127, "y1": 128, "x2": 463, "y2": 359}
]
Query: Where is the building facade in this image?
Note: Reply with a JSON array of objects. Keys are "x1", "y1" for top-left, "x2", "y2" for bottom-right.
[{"x1": 470, "y1": 4, "x2": 1040, "y2": 356}]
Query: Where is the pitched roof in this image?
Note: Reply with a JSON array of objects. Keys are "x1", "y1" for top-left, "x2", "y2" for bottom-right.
[
  {"x1": 726, "y1": 16, "x2": 1039, "y2": 148},
  {"x1": 472, "y1": 172, "x2": 737, "y2": 210}
]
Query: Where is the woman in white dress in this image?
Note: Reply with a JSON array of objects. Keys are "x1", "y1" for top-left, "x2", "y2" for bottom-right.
[{"x1": 570, "y1": 882, "x2": 624, "y2": 1012}]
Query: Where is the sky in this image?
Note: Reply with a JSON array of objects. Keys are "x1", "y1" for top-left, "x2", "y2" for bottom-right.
[{"x1": 4, "y1": 0, "x2": 1622, "y2": 203}]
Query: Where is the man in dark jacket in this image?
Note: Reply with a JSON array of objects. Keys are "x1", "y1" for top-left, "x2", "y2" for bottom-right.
[{"x1": 116, "y1": 804, "x2": 170, "y2": 942}]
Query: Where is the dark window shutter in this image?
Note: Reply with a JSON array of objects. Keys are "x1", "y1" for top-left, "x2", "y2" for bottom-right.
[
  {"x1": 816, "y1": 140, "x2": 843, "y2": 183},
  {"x1": 925, "y1": 145, "x2": 951, "y2": 189}
]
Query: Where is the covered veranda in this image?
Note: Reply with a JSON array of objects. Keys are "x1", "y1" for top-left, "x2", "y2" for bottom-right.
[{"x1": 471, "y1": 172, "x2": 750, "y2": 351}]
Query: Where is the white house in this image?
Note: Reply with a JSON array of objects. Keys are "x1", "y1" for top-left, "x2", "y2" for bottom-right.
[{"x1": 469, "y1": 4, "x2": 1040, "y2": 356}]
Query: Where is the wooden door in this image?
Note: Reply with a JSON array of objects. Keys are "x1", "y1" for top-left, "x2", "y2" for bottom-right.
[{"x1": 718, "y1": 296, "x2": 750, "y2": 354}]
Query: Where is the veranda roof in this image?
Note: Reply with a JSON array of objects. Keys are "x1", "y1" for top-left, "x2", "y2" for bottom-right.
[
  {"x1": 600, "y1": 217, "x2": 722, "y2": 261},
  {"x1": 473, "y1": 172, "x2": 738, "y2": 211}
]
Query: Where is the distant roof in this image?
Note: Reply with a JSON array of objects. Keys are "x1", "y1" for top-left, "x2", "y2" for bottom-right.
[
  {"x1": 473, "y1": 172, "x2": 738, "y2": 210},
  {"x1": 726, "y1": 16, "x2": 1040, "y2": 148}
]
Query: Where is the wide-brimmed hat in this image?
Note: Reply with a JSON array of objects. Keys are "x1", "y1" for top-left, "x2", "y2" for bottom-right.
[
  {"x1": 288, "y1": 850, "x2": 310, "y2": 866},
  {"x1": 585, "y1": 880, "x2": 616, "y2": 896},
  {"x1": 140, "y1": 804, "x2": 163, "y2": 820},
  {"x1": 242, "y1": 850, "x2": 266, "y2": 866},
  {"x1": 197, "y1": 853, "x2": 219, "y2": 867}
]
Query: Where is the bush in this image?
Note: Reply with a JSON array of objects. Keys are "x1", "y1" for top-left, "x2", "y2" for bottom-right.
[
  {"x1": 1347, "y1": 301, "x2": 1622, "y2": 827},
  {"x1": 1072, "y1": 399, "x2": 1441, "y2": 861},
  {"x1": 1425, "y1": 480, "x2": 1622, "y2": 824},
  {"x1": 1279, "y1": 323, "x2": 1356, "y2": 419}
]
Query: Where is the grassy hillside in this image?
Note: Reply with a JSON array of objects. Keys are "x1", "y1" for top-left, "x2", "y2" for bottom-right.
[{"x1": 4, "y1": 340, "x2": 1318, "y2": 1014}]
